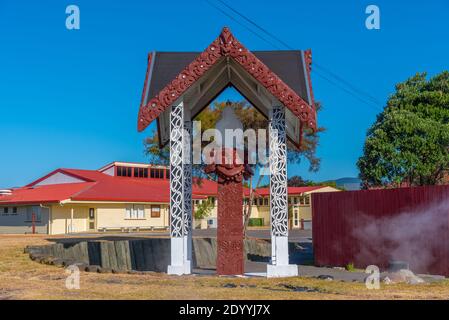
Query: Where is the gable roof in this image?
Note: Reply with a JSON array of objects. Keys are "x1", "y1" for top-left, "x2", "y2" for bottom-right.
[
  {"x1": 0, "y1": 183, "x2": 96, "y2": 205},
  {"x1": 137, "y1": 27, "x2": 316, "y2": 132},
  {"x1": 0, "y1": 167, "x2": 216, "y2": 205},
  {"x1": 145, "y1": 51, "x2": 311, "y2": 107}
]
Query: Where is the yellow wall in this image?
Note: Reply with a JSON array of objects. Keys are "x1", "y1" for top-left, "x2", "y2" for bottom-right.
[
  {"x1": 49, "y1": 203, "x2": 169, "y2": 235},
  {"x1": 193, "y1": 199, "x2": 271, "y2": 228},
  {"x1": 50, "y1": 205, "x2": 89, "y2": 235},
  {"x1": 95, "y1": 203, "x2": 169, "y2": 229},
  {"x1": 291, "y1": 205, "x2": 312, "y2": 220}
]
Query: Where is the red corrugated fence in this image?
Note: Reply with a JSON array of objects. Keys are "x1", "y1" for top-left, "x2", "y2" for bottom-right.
[{"x1": 312, "y1": 186, "x2": 449, "y2": 275}]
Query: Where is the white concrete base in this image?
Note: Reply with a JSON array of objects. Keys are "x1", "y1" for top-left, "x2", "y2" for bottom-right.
[
  {"x1": 167, "y1": 264, "x2": 185, "y2": 276},
  {"x1": 267, "y1": 264, "x2": 298, "y2": 278},
  {"x1": 167, "y1": 261, "x2": 191, "y2": 275},
  {"x1": 183, "y1": 260, "x2": 192, "y2": 274},
  {"x1": 168, "y1": 237, "x2": 192, "y2": 275},
  {"x1": 244, "y1": 272, "x2": 267, "y2": 278}
]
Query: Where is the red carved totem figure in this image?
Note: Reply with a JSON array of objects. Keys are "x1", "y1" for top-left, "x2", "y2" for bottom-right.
[{"x1": 205, "y1": 148, "x2": 253, "y2": 275}]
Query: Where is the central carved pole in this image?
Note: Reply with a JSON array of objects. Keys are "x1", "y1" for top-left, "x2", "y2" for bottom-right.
[{"x1": 205, "y1": 148, "x2": 253, "y2": 275}]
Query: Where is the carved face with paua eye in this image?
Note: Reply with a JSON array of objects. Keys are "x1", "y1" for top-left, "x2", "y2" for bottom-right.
[{"x1": 204, "y1": 148, "x2": 253, "y2": 184}]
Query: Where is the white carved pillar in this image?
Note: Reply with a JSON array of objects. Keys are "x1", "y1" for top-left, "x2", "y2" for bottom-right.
[
  {"x1": 167, "y1": 101, "x2": 186, "y2": 275},
  {"x1": 182, "y1": 107, "x2": 193, "y2": 274},
  {"x1": 267, "y1": 106, "x2": 298, "y2": 278}
]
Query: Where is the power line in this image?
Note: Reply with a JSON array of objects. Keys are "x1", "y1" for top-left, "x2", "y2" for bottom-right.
[
  {"x1": 216, "y1": 0, "x2": 293, "y2": 50},
  {"x1": 314, "y1": 63, "x2": 383, "y2": 106},
  {"x1": 314, "y1": 72, "x2": 381, "y2": 112},
  {"x1": 204, "y1": 0, "x2": 282, "y2": 50},
  {"x1": 208, "y1": 0, "x2": 383, "y2": 111}
]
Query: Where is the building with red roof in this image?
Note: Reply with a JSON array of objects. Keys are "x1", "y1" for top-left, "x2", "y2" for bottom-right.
[{"x1": 0, "y1": 161, "x2": 339, "y2": 234}]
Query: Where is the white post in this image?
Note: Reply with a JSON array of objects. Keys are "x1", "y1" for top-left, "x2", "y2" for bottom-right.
[
  {"x1": 182, "y1": 106, "x2": 193, "y2": 274},
  {"x1": 167, "y1": 101, "x2": 187, "y2": 275},
  {"x1": 70, "y1": 208, "x2": 74, "y2": 234},
  {"x1": 267, "y1": 106, "x2": 298, "y2": 278}
]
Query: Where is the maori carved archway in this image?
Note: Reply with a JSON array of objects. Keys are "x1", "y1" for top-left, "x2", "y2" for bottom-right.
[{"x1": 137, "y1": 27, "x2": 314, "y2": 278}]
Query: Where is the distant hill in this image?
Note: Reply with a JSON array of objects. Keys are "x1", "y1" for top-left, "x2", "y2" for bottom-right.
[{"x1": 334, "y1": 177, "x2": 361, "y2": 191}]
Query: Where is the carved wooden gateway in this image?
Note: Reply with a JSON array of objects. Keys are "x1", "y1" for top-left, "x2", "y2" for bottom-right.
[{"x1": 137, "y1": 27, "x2": 317, "y2": 277}]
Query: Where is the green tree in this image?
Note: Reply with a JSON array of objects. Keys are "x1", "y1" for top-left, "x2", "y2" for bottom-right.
[
  {"x1": 287, "y1": 175, "x2": 338, "y2": 188},
  {"x1": 194, "y1": 198, "x2": 214, "y2": 220},
  {"x1": 357, "y1": 71, "x2": 449, "y2": 188},
  {"x1": 288, "y1": 175, "x2": 312, "y2": 187}
]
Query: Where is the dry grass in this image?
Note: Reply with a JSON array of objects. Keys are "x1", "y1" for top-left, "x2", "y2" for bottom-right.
[{"x1": 1, "y1": 235, "x2": 449, "y2": 300}]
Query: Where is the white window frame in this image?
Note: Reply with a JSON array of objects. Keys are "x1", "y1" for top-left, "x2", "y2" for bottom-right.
[{"x1": 126, "y1": 204, "x2": 145, "y2": 220}]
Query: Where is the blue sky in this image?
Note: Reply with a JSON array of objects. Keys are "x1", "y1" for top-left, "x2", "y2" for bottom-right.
[{"x1": 0, "y1": 0, "x2": 448, "y2": 187}]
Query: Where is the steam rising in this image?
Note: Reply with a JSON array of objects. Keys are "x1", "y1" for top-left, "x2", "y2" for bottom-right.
[{"x1": 353, "y1": 200, "x2": 449, "y2": 273}]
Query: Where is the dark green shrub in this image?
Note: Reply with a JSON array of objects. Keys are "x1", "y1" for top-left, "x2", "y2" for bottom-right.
[{"x1": 248, "y1": 218, "x2": 264, "y2": 227}]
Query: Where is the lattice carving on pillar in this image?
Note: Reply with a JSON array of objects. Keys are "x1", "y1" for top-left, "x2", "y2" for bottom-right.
[
  {"x1": 170, "y1": 103, "x2": 184, "y2": 238},
  {"x1": 269, "y1": 106, "x2": 288, "y2": 237},
  {"x1": 183, "y1": 120, "x2": 192, "y2": 235}
]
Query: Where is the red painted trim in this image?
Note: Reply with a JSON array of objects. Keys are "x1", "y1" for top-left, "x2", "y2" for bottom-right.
[{"x1": 137, "y1": 27, "x2": 316, "y2": 133}]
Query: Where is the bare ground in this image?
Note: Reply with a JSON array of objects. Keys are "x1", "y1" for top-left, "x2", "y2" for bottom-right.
[{"x1": 1, "y1": 235, "x2": 449, "y2": 300}]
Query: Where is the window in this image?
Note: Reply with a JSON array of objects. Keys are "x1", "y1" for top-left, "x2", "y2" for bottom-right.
[
  {"x1": 126, "y1": 205, "x2": 145, "y2": 219},
  {"x1": 151, "y1": 205, "x2": 161, "y2": 218},
  {"x1": 117, "y1": 166, "x2": 132, "y2": 177},
  {"x1": 150, "y1": 168, "x2": 164, "y2": 179},
  {"x1": 3, "y1": 207, "x2": 8, "y2": 214},
  {"x1": 165, "y1": 169, "x2": 170, "y2": 179},
  {"x1": 258, "y1": 198, "x2": 263, "y2": 206},
  {"x1": 133, "y1": 167, "x2": 148, "y2": 178},
  {"x1": 299, "y1": 196, "x2": 305, "y2": 205},
  {"x1": 253, "y1": 199, "x2": 257, "y2": 205},
  {"x1": 12, "y1": 207, "x2": 17, "y2": 214},
  {"x1": 264, "y1": 198, "x2": 268, "y2": 206},
  {"x1": 208, "y1": 197, "x2": 215, "y2": 204},
  {"x1": 305, "y1": 195, "x2": 310, "y2": 205},
  {"x1": 26, "y1": 206, "x2": 42, "y2": 222},
  {"x1": 294, "y1": 197, "x2": 298, "y2": 205}
]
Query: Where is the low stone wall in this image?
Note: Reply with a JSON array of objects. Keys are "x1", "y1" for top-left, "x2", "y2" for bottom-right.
[{"x1": 25, "y1": 237, "x2": 271, "y2": 273}]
